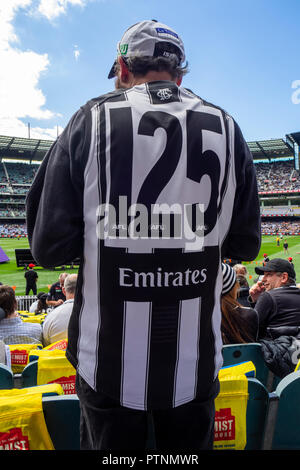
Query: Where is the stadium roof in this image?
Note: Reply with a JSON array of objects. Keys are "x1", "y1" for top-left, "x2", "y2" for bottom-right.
[
  {"x1": 0, "y1": 135, "x2": 52, "y2": 162},
  {"x1": 287, "y1": 132, "x2": 300, "y2": 147},
  {"x1": 0, "y1": 132, "x2": 297, "y2": 162},
  {"x1": 247, "y1": 138, "x2": 294, "y2": 160}
]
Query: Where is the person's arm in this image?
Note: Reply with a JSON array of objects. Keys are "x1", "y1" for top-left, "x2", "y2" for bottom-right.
[
  {"x1": 46, "y1": 286, "x2": 64, "y2": 308},
  {"x1": 249, "y1": 291, "x2": 275, "y2": 338},
  {"x1": 42, "y1": 318, "x2": 51, "y2": 346},
  {"x1": 26, "y1": 107, "x2": 91, "y2": 268},
  {"x1": 249, "y1": 280, "x2": 265, "y2": 303},
  {"x1": 46, "y1": 298, "x2": 64, "y2": 308},
  {"x1": 221, "y1": 121, "x2": 261, "y2": 261}
]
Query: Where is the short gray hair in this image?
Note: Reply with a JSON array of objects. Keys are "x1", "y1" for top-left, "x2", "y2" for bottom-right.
[
  {"x1": 64, "y1": 274, "x2": 77, "y2": 294},
  {"x1": 116, "y1": 55, "x2": 189, "y2": 80}
]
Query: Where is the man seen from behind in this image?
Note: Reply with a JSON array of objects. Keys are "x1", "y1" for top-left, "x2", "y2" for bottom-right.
[{"x1": 26, "y1": 19, "x2": 261, "y2": 450}]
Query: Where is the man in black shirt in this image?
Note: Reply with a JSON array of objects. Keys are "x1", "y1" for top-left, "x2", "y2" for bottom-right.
[
  {"x1": 46, "y1": 273, "x2": 67, "y2": 308},
  {"x1": 249, "y1": 258, "x2": 300, "y2": 338},
  {"x1": 24, "y1": 263, "x2": 38, "y2": 295}
]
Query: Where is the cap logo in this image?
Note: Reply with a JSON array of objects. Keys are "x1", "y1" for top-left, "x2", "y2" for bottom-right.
[
  {"x1": 119, "y1": 44, "x2": 128, "y2": 55},
  {"x1": 157, "y1": 88, "x2": 173, "y2": 100},
  {"x1": 155, "y1": 27, "x2": 179, "y2": 39}
]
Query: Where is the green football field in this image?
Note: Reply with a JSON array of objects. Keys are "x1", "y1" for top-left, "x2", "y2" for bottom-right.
[
  {"x1": 0, "y1": 238, "x2": 78, "y2": 295},
  {"x1": 0, "y1": 235, "x2": 300, "y2": 295}
]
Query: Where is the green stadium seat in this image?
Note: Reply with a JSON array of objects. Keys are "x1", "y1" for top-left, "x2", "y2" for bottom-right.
[
  {"x1": 21, "y1": 360, "x2": 38, "y2": 387},
  {"x1": 222, "y1": 343, "x2": 278, "y2": 390},
  {"x1": 42, "y1": 394, "x2": 80, "y2": 450},
  {"x1": 246, "y1": 378, "x2": 270, "y2": 450},
  {"x1": 263, "y1": 370, "x2": 300, "y2": 449},
  {"x1": 0, "y1": 364, "x2": 14, "y2": 389}
]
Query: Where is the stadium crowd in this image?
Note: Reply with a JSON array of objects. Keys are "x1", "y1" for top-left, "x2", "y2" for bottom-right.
[
  {"x1": 0, "y1": 273, "x2": 77, "y2": 348},
  {"x1": 255, "y1": 161, "x2": 300, "y2": 192},
  {"x1": 0, "y1": 223, "x2": 27, "y2": 237},
  {"x1": 261, "y1": 220, "x2": 300, "y2": 235},
  {"x1": 0, "y1": 159, "x2": 300, "y2": 195}
]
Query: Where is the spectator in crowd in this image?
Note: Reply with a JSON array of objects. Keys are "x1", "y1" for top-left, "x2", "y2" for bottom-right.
[
  {"x1": 46, "y1": 273, "x2": 67, "y2": 308},
  {"x1": 24, "y1": 263, "x2": 38, "y2": 295},
  {"x1": 42, "y1": 274, "x2": 77, "y2": 346},
  {"x1": 249, "y1": 258, "x2": 300, "y2": 339},
  {"x1": 0, "y1": 339, "x2": 10, "y2": 366},
  {"x1": 263, "y1": 253, "x2": 270, "y2": 265},
  {"x1": 236, "y1": 275, "x2": 251, "y2": 307},
  {"x1": 233, "y1": 263, "x2": 248, "y2": 277},
  {"x1": 29, "y1": 291, "x2": 46, "y2": 313},
  {"x1": 35, "y1": 293, "x2": 52, "y2": 315},
  {"x1": 26, "y1": 19, "x2": 261, "y2": 451},
  {"x1": 0, "y1": 285, "x2": 42, "y2": 344},
  {"x1": 221, "y1": 264, "x2": 258, "y2": 344}
]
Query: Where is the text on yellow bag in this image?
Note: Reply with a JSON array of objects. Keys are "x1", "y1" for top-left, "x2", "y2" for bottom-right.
[
  {"x1": 9, "y1": 344, "x2": 42, "y2": 374},
  {"x1": 37, "y1": 354, "x2": 76, "y2": 395},
  {"x1": 43, "y1": 339, "x2": 68, "y2": 351},
  {"x1": 214, "y1": 375, "x2": 249, "y2": 450}
]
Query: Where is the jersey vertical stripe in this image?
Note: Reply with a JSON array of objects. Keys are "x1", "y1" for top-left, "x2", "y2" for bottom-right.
[
  {"x1": 77, "y1": 103, "x2": 101, "y2": 388},
  {"x1": 173, "y1": 297, "x2": 202, "y2": 407}
]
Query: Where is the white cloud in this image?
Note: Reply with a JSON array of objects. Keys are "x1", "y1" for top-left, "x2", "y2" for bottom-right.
[
  {"x1": 0, "y1": 1, "x2": 58, "y2": 139},
  {"x1": 73, "y1": 44, "x2": 80, "y2": 61},
  {"x1": 37, "y1": 0, "x2": 88, "y2": 21},
  {"x1": 0, "y1": 0, "x2": 91, "y2": 140},
  {"x1": 0, "y1": 117, "x2": 63, "y2": 140}
]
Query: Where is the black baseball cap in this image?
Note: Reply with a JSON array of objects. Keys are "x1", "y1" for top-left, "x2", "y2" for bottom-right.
[{"x1": 255, "y1": 258, "x2": 296, "y2": 280}]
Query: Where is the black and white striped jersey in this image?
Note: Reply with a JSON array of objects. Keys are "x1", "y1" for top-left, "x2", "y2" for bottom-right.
[{"x1": 26, "y1": 80, "x2": 261, "y2": 410}]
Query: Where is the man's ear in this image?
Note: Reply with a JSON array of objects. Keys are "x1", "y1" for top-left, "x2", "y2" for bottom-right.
[
  {"x1": 118, "y1": 56, "x2": 129, "y2": 82},
  {"x1": 281, "y1": 272, "x2": 289, "y2": 284}
]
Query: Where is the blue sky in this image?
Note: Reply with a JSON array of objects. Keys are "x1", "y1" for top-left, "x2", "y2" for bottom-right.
[{"x1": 1, "y1": 0, "x2": 299, "y2": 142}]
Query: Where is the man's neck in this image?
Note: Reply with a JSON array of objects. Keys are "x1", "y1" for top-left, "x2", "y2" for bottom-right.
[
  {"x1": 131, "y1": 71, "x2": 176, "y2": 86},
  {"x1": 118, "y1": 71, "x2": 177, "y2": 89},
  {"x1": 65, "y1": 294, "x2": 74, "y2": 301},
  {"x1": 6, "y1": 311, "x2": 19, "y2": 319}
]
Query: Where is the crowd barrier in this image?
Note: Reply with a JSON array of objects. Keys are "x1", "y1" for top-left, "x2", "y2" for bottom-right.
[{"x1": 16, "y1": 295, "x2": 37, "y2": 312}]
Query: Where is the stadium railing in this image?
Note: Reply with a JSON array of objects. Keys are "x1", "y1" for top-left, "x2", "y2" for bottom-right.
[{"x1": 16, "y1": 295, "x2": 37, "y2": 312}]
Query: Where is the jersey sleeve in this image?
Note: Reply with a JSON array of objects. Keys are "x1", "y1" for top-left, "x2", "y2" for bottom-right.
[
  {"x1": 221, "y1": 120, "x2": 261, "y2": 261},
  {"x1": 26, "y1": 107, "x2": 91, "y2": 268}
]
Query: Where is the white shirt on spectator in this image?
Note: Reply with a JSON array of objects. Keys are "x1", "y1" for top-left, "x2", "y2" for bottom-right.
[{"x1": 42, "y1": 299, "x2": 74, "y2": 346}]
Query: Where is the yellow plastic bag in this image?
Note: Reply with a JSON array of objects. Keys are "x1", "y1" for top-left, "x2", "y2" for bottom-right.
[
  {"x1": 21, "y1": 314, "x2": 47, "y2": 324},
  {"x1": 37, "y1": 355, "x2": 76, "y2": 395},
  {"x1": 219, "y1": 361, "x2": 256, "y2": 379},
  {"x1": 0, "y1": 393, "x2": 54, "y2": 450},
  {"x1": 0, "y1": 384, "x2": 64, "y2": 398},
  {"x1": 28, "y1": 348, "x2": 66, "y2": 363},
  {"x1": 9, "y1": 344, "x2": 43, "y2": 374},
  {"x1": 214, "y1": 375, "x2": 248, "y2": 450}
]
